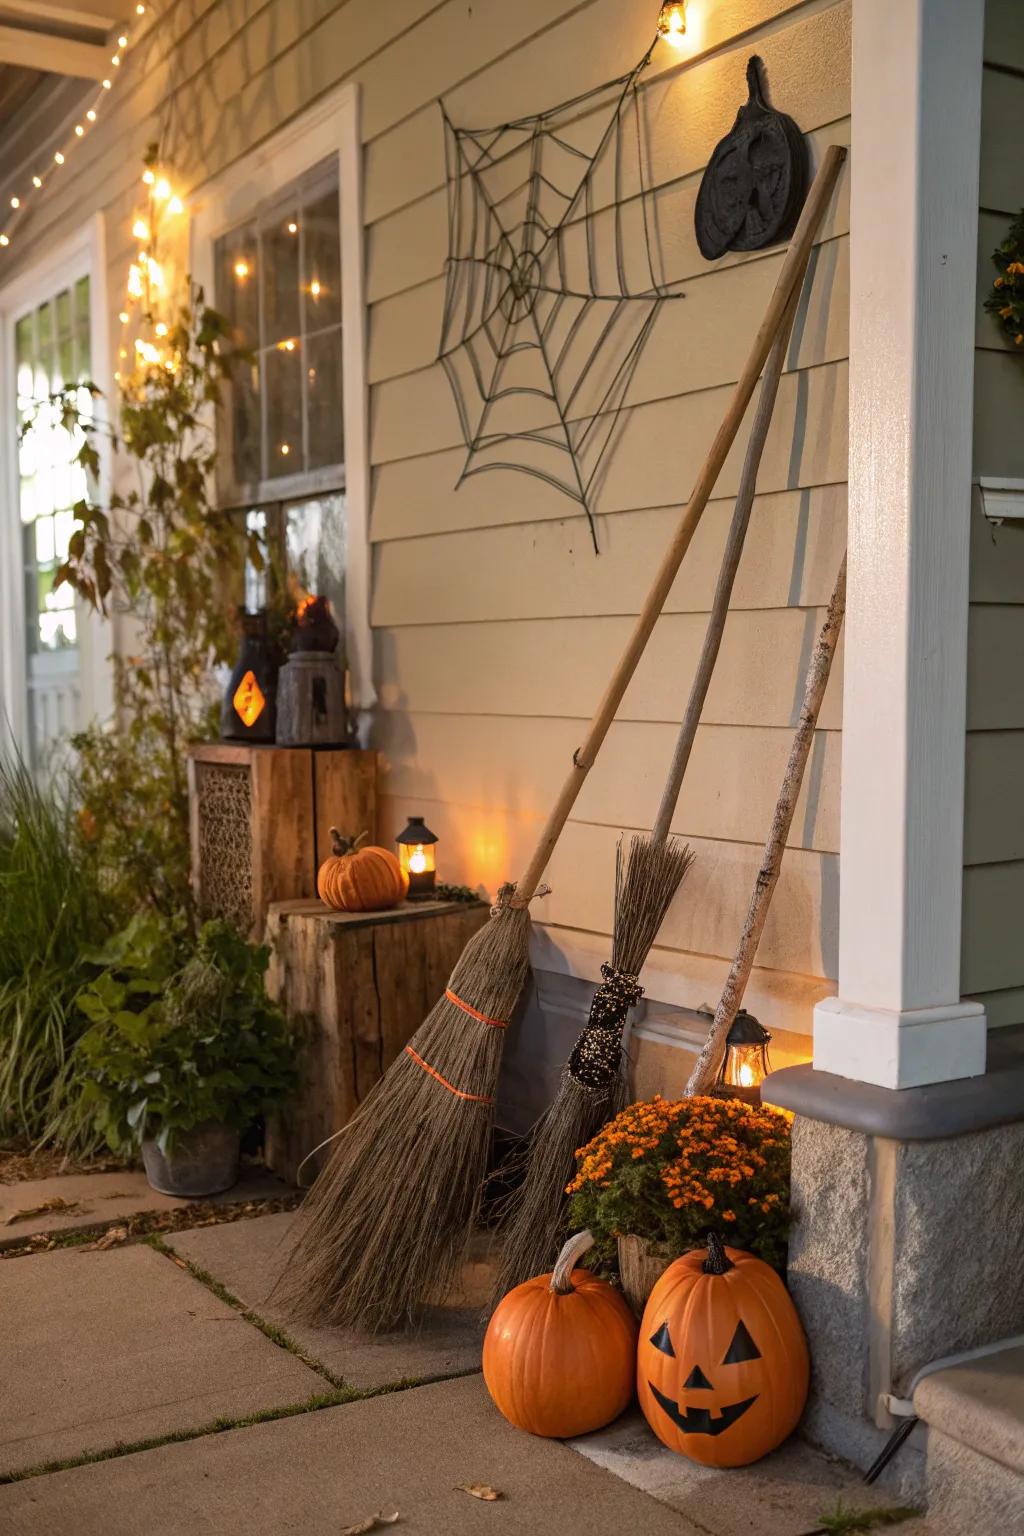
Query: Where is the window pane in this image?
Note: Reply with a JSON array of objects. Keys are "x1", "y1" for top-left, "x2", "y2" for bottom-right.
[
  {"x1": 56, "y1": 289, "x2": 73, "y2": 388},
  {"x1": 262, "y1": 206, "x2": 301, "y2": 347},
  {"x1": 36, "y1": 301, "x2": 53, "y2": 397},
  {"x1": 302, "y1": 184, "x2": 341, "y2": 332},
  {"x1": 230, "y1": 357, "x2": 261, "y2": 487},
  {"x1": 217, "y1": 224, "x2": 259, "y2": 347},
  {"x1": 74, "y1": 275, "x2": 91, "y2": 379},
  {"x1": 284, "y1": 493, "x2": 345, "y2": 631},
  {"x1": 305, "y1": 327, "x2": 343, "y2": 469},
  {"x1": 264, "y1": 344, "x2": 303, "y2": 476}
]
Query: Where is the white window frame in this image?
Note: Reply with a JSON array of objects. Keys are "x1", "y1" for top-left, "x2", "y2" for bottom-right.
[
  {"x1": 0, "y1": 212, "x2": 113, "y2": 757},
  {"x1": 190, "y1": 80, "x2": 374, "y2": 713}
]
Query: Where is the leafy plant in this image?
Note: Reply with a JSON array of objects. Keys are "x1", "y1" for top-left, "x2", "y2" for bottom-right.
[
  {"x1": 35, "y1": 295, "x2": 255, "y2": 923},
  {"x1": 567, "y1": 1094, "x2": 793, "y2": 1269},
  {"x1": 803, "y1": 1502, "x2": 921, "y2": 1535},
  {"x1": 0, "y1": 749, "x2": 114, "y2": 1153},
  {"x1": 984, "y1": 208, "x2": 1024, "y2": 351},
  {"x1": 74, "y1": 915, "x2": 296, "y2": 1154}
]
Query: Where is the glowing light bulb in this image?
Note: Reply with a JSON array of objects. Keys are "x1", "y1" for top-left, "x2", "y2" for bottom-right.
[
  {"x1": 153, "y1": 177, "x2": 171, "y2": 201},
  {"x1": 75, "y1": 125, "x2": 84, "y2": 137},
  {"x1": 277, "y1": 338, "x2": 296, "y2": 351},
  {"x1": 279, "y1": 442, "x2": 290, "y2": 456},
  {"x1": 155, "y1": 321, "x2": 168, "y2": 337},
  {"x1": 142, "y1": 169, "x2": 155, "y2": 185},
  {"x1": 309, "y1": 278, "x2": 321, "y2": 298},
  {"x1": 146, "y1": 256, "x2": 163, "y2": 290},
  {"x1": 167, "y1": 195, "x2": 184, "y2": 216},
  {"x1": 32, "y1": 176, "x2": 42, "y2": 188},
  {"x1": 54, "y1": 151, "x2": 65, "y2": 165},
  {"x1": 102, "y1": 78, "x2": 112, "y2": 89},
  {"x1": 233, "y1": 259, "x2": 250, "y2": 280},
  {"x1": 111, "y1": 53, "x2": 121, "y2": 66},
  {"x1": 136, "y1": 3, "x2": 145, "y2": 13},
  {"x1": 119, "y1": 311, "x2": 129, "y2": 324},
  {"x1": 287, "y1": 221, "x2": 297, "y2": 233},
  {"x1": 114, "y1": 369, "x2": 121, "y2": 381},
  {"x1": 0, "y1": 235, "x2": 9, "y2": 247},
  {"x1": 408, "y1": 848, "x2": 427, "y2": 875},
  {"x1": 132, "y1": 219, "x2": 150, "y2": 241},
  {"x1": 118, "y1": 34, "x2": 128, "y2": 47},
  {"x1": 87, "y1": 109, "x2": 97, "y2": 122},
  {"x1": 738, "y1": 1062, "x2": 755, "y2": 1088},
  {"x1": 10, "y1": 197, "x2": 18, "y2": 209},
  {"x1": 657, "y1": 2, "x2": 687, "y2": 47},
  {"x1": 127, "y1": 264, "x2": 143, "y2": 298}
]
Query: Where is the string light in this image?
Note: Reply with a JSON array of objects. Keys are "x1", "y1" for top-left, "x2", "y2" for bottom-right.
[
  {"x1": 119, "y1": 311, "x2": 129, "y2": 324},
  {"x1": 234, "y1": 259, "x2": 250, "y2": 280},
  {"x1": 0, "y1": 236, "x2": 8, "y2": 248},
  {"x1": 142, "y1": 169, "x2": 155, "y2": 186},
  {"x1": 132, "y1": 218, "x2": 150, "y2": 240},
  {"x1": 153, "y1": 177, "x2": 171, "y2": 201},
  {"x1": 155, "y1": 321, "x2": 168, "y2": 336},
  {"x1": 167, "y1": 195, "x2": 184, "y2": 216},
  {"x1": 309, "y1": 279, "x2": 322, "y2": 297},
  {"x1": 1, "y1": 11, "x2": 150, "y2": 252}
]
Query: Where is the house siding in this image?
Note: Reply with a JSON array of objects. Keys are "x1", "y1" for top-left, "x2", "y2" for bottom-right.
[
  {"x1": 0, "y1": 0, "x2": 852, "y2": 1037},
  {"x1": 963, "y1": 0, "x2": 1024, "y2": 1029}
]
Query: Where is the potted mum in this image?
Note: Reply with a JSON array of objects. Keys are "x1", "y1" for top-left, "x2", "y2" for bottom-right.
[
  {"x1": 75, "y1": 915, "x2": 296, "y2": 1196},
  {"x1": 567, "y1": 1094, "x2": 793, "y2": 1314}
]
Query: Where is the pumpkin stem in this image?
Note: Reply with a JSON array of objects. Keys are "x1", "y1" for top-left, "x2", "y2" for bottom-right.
[
  {"x1": 328, "y1": 827, "x2": 370, "y2": 857},
  {"x1": 550, "y1": 1230, "x2": 595, "y2": 1295},
  {"x1": 703, "y1": 1232, "x2": 734, "y2": 1275}
]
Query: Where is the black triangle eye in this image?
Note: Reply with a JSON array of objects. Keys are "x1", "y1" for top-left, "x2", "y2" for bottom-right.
[
  {"x1": 649, "y1": 1321, "x2": 675, "y2": 1357},
  {"x1": 722, "y1": 1320, "x2": 761, "y2": 1364},
  {"x1": 682, "y1": 1364, "x2": 713, "y2": 1389}
]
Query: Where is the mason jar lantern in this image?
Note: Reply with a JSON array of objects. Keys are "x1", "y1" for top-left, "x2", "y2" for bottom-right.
[{"x1": 396, "y1": 816, "x2": 438, "y2": 900}]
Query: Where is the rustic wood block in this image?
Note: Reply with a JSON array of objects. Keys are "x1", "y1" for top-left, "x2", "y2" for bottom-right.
[
  {"x1": 264, "y1": 899, "x2": 490, "y2": 1184},
  {"x1": 186, "y1": 745, "x2": 377, "y2": 940}
]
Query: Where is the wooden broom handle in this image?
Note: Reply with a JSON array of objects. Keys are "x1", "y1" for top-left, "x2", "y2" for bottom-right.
[
  {"x1": 513, "y1": 145, "x2": 847, "y2": 903},
  {"x1": 650, "y1": 274, "x2": 806, "y2": 846},
  {"x1": 685, "y1": 552, "x2": 848, "y2": 1095}
]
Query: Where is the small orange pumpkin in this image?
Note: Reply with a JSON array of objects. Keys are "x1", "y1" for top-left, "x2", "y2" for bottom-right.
[
  {"x1": 638, "y1": 1233, "x2": 809, "y2": 1467},
  {"x1": 317, "y1": 828, "x2": 408, "y2": 912},
  {"x1": 483, "y1": 1230, "x2": 637, "y2": 1438}
]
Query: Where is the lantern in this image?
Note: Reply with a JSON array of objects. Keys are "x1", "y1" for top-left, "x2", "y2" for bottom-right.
[
  {"x1": 657, "y1": 3, "x2": 687, "y2": 47},
  {"x1": 221, "y1": 611, "x2": 277, "y2": 743},
  {"x1": 714, "y1": 1010, "x2": 773, "y2": 1106},
  {"x1": 395, "y1": 815, "x2": 438, "y2": 900},
  {"x1": 275, "y1": 595, "x2": 351, "y2": 746}
]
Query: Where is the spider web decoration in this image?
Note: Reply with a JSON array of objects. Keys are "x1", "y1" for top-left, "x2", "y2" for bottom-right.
[{"x1": 439, "y1": 42, "x2": 680, "y2": 553}]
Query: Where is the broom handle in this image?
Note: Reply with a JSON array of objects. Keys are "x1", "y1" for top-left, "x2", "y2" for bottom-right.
[
  {"x1": 685, "y1": 552, "x2": 848, "y2": 1095},
  {"x1": 649, "y1": 273, "x2": 806, "y2": 847},
  {"x1": 513, "y1": 145, "x2": 846, "y2": 904}
]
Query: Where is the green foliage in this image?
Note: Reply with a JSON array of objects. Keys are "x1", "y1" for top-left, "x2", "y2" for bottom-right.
[
  {"x1": 74, "y1": 915, "x2": 297, "y2": 1154},
  {"x1": 567, "y1": 1094, "x2": 793, "y2": 1270},
  {"x1": 809, "y1": 1502, "x2": 921, "y2": 1535},
  {"x1": 0, "y1": 749, "x2": 114, "y2": 1153},
  {"x1": 983, "y1": 209, "x2": 1024, "y2": 351},
  {"x1": 38, "y1": 296, "x2": 255, "y2": 922}
]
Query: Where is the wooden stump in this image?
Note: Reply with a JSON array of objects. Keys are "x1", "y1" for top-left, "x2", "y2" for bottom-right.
[{"x1": 264, "y1": 898, "x2": 491, "y2": 1183}]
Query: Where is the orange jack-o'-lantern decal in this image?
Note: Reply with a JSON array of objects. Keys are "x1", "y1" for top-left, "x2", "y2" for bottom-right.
[
  {"x1": 637, "y1": 1234, "x2": 809, "y2": 1467},
  {"x1": 232, "y1": 669, "x2": 266, "y2": 728}
]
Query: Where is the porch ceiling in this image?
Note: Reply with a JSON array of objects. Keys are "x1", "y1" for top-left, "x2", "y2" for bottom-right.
[{"x1": 0, "y1": 2, "x2": 121, "y2": 80}]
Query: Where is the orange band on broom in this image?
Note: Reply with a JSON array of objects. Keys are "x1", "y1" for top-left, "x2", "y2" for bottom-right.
[
  {"x1": 444, "y1": 989, "x2": 507, "y2": 1028},
  {"x1": 404, "y1": 1045, "x2": 495, "y2": 1104}
]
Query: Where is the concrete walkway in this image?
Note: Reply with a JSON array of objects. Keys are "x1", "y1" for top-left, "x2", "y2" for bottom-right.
[{"x1": 0, "y1": 1173, "x2": 936, "y2": 1535}]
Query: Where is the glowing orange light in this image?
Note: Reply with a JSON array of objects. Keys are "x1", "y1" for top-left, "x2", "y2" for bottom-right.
[
  {"x1": 657, "y1": 2, "x2": 687, "y2": 46},
  {"x1": 232, "y1": 670, "x2": 266, "y2": 727}
]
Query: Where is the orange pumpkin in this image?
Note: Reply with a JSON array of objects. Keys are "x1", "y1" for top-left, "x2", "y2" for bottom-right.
[
  {"x1": 317, "y1": 828, "x2": 408, "y2": 912},
  {"x1": 637, "y1": 1233, "x2": 809, "y2": 1467},
  {"x1": 483, "y1": 1231, "x2": 637, "y2": 1438}
]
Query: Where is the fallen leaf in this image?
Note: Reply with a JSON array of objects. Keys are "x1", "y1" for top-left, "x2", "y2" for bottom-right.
[
  {"x1": 456, "y1": 1485, "x2": 503, "y2": 1502},
  {"x1": 339, "y1": 1513, "x2": 400, "y2": 1535},
  {"x1": 4, "y1": 1196, "x2": 86, "y2": 1226},
  {"x1": 88, "y1": 1226, "x2": 128, "y2": 1250}
]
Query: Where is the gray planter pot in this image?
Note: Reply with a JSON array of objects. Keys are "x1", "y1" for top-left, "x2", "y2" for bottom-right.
[{"x1": 141, "y1": 1121, "x2": 240, "y2": 1198}]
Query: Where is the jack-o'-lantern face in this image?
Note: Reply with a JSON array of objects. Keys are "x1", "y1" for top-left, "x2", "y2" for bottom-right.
[{"x1": 637, "y1": 1239, "x2": 810, "y2": 1468}]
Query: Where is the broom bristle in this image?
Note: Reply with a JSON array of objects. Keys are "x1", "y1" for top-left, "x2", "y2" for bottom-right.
[
  {"x1": 491, "y1": 836, "x2": 694, "y2": 1299},
  {"x1": 274, "y1": 890, "x2": 532, "y2": 1332}
]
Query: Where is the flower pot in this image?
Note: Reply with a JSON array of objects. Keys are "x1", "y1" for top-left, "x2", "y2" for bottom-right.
[
  {"x1": 141, "y1": 1121, "x2": 240, "y2": 1198},
  {"x1": 617, "y1": 1235, "x2": 676, "y2": 1316}
]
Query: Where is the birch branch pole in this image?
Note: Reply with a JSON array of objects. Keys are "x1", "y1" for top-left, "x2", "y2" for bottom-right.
[{"x1": 685, "y1": 552, "x2": 848, "y2": 1095}]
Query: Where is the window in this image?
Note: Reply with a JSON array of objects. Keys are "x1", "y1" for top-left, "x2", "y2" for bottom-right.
[
  {"x1": 15, "y1": 276, "x2": 92, "y2": 654},
  {"x1": 215, "y1": 158, "x2": 345, "y2": 624}
]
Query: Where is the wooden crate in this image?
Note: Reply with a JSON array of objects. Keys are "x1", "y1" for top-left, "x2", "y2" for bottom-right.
[
  {"x1": 186, "y1": 743, "x2": 376, "y2": 939},
  {"x1": 264, "y1": 897, "x2": 490, "y2": 1184}
]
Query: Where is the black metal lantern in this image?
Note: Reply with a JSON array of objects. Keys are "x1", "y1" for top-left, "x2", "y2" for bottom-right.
[
  {"x1": 714, "y1": 1009, "x2": 773, "y2": 1106},
  {"x1": 275, "y1": 595, "x2": 351, "y2": 747},
  {"x1": 221, "y1": 610, "x2": 277, "y2": 743},
  {"x1": 396, "y1": 815, "x2": 438, "y2": 900}
]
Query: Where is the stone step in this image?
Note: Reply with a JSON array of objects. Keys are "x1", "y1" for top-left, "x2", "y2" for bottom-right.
[
  {"x1": 913, "y1": 1343, "x2": 1024, "y2": 1532},
  {"x1": 914, "y1": 1342, "x2": 1024, "y2": 1475}
]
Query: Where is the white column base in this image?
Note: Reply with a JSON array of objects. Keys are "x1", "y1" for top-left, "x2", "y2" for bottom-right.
[{"x1": 813, "y1": 996, "x2": 987, "y2": 1090}]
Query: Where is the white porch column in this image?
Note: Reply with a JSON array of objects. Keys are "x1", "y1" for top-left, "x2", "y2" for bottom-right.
[{"x1": 814, "y1": 0, "x2": 987, "y2": 1089}]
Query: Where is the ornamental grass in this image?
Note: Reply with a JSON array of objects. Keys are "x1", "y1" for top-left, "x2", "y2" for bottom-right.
[{"x1": 567, "y1": 1093, "x2": 793, "y2": 1270}]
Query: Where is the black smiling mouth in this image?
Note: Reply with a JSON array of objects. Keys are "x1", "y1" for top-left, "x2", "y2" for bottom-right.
[{"x1": 648, "y1": 1382, "x2": 759, "y2": 1437}]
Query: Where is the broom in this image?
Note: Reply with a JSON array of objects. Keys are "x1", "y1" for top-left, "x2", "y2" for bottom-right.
[
  {"x1": 686, "y1": 550, "x2": 848, "y2": 1094},
  {"x1": 275, "y1": 145, "x2": 848, "y2": 1333},
  {"x1": 492, "y1": 259, "x2": 810, "y2": 1298}
]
